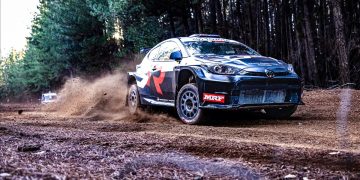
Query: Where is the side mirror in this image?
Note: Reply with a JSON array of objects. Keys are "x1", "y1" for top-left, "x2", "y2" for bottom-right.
[{"x1": 170, "y1": 51, "x2": 183, "y2": 61}]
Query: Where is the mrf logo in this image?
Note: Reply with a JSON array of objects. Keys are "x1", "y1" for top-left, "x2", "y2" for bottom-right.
[{"x1": 203, "y1": 93, "x2": 225, "y2": 103}]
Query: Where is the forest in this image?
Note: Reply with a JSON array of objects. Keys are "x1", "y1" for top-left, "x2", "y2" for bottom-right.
[{"x1": 1, "y1": 0, "x2": 359, "y2": 99}]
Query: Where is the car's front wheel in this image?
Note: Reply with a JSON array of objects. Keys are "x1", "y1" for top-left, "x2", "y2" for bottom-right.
[
  {"x1": 176, "y1": 84, "x2": 206, "y2": 125},
  {"x1": 264, "y1": 105, "x2": 298, "y2": 119}
]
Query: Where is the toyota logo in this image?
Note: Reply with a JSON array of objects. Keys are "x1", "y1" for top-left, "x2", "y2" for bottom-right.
[{"x1": 265, "y1": 69, "x2": 275, "y2": 78}]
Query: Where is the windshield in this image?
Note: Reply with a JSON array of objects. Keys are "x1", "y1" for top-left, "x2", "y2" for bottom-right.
[{"x1": 184, "y1": 41, "x2": 260, "y2": 56}]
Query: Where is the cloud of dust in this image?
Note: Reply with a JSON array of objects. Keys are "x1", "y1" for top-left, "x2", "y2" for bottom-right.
[
  {"x1": 44, "y1": 72, "x2": 178, "y2": 124},
  {"x1": 44, "y1": 73, "x2": 128, "y2": 120}
]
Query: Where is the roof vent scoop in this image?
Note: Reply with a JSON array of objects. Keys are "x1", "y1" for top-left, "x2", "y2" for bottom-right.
[{"x1": 189, "y1": 34, "x2": 221, "y2": 38}]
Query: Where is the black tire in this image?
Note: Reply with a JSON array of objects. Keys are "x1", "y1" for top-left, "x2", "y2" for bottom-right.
[
  {"x1": 176, "y1": 83, "x2": 206, "y2": 125},
  {"x1": 264, "y1": 105, "x2": 298, "y2": 119},
  {"x1": 128, "y1": 84, "x2": 142, "y2": 114}
]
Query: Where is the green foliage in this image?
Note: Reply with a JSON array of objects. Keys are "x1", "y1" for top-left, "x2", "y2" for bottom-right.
[
  {"x1": 29, "y1": 0, "x2": 118, "y2": 74},
  {"x1": 122, "y1": 16, "x2": 165, "y2": 54},
  {"x1": 1, "y1": 0, "x2": 169, "y2": 98},
  {"x1": 1, "y1": 0, "x2": 121, "y2": 98},
  {"x1": 0, "y1": 50, "x2": 50, "y2": 99},
  {"x1": 123, "y1": 1, "x2": 166, "y2": 53},
  {"x1": 94, "y1": 0, "x2": 166, "y2": 54},
  {"x1": 0, "y1": 51, "x2": 27, "y2": 97}
]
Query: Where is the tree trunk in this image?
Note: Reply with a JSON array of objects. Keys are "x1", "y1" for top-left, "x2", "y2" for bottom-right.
[
  {"x1": 216, "y1": 0, "x2": 224, "y2": 35},
  {"x1": 169, "y1": 10, "x2": 176, "y2": 37},
  {"x1": 303, "y1": 0, "x2": 320, "y2": 85},
  {"x1": 247, "y1": 1, "x2": 253, "y2": 46},
  {"x1": 295, "y1": 29, "x2": 307, "y2": 80},
  {"x1": 195, "y1": 0, "x2": 204, "y2": 33},
  {"x1": 236, "y1": 0, "x2": 242, "y2": 39},
  {"x1": 222, "y1": 0, "x2": 229, "y2": 37},
  {"x1": 210, "y1": 0, "x2": 217, "y2": 33},
  {"x1": 193, "y1": 5, "x2": 199, "y2": 34},
  {"x1": 264, "y1": 0, "x2": 270, "y2": 55},
  {"x1": 331, "y1": 0, "x2": 350, "y2": 84}
]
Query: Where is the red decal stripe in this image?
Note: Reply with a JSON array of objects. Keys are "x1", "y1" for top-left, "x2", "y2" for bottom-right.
[
  {"x1": 153, "y1": 71, "x2": 165, "y2": 95},
  {"x1": 145, "y1": 67, "x2": 166, "y2": 95}
]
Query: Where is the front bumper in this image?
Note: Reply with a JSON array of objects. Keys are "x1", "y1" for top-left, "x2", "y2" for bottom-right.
[{"x1": 197, "y1": 73, "x2": 303, "y2": 110}]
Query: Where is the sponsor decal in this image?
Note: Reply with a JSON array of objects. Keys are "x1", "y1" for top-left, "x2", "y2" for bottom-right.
[
  {"x1": 146, "y1": 67, "x2": 166, "y2": 95},
  {"x1": 203, "y1": 93, "x2": 225, "y2": 103}
]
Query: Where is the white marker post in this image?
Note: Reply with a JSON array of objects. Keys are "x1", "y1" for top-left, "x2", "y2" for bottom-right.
[{"x1": 336, "y1": 88, "x2": 352, "y2": 149}]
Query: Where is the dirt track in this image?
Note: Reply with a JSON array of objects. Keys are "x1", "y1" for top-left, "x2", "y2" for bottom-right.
[{"x1": 1, "y1": 90, "x2": 360, "y2": 179}]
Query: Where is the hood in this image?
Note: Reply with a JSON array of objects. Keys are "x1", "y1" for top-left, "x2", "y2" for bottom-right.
[{"x1": 193, "y1": 55, "x2": 289, "y2": 73}]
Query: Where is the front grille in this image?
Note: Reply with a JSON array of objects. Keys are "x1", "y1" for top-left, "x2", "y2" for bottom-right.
[
  {"x1": 275, "y1": 72, "x2": 291, "y2": 76},
  {"x1": 203, "y1": 76, "x2": 301, "y2": 105},
  {"x1": 245, "y1": 71, "x2": 290, "y2": 77},
  {"x1": 233, "y1": 78, "x2": 301, "y2": 91},
  {"x1": 238, "y1": 90, "x2": 286, "y2": 105}
]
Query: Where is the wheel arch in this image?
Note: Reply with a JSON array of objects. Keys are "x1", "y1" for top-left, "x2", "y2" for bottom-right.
[
  {"x1": 127, "y1": 73, "x2": 137, "y2": 86},
  {"x1": 176, "y1": 68, "x2": 198, "y2": 93},
  {"x1": 126, "y1": 73, "x2": 137, "y2": 106}
]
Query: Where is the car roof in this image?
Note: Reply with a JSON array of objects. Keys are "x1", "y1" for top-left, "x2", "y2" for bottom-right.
[{"x1": 178, "y1": 34, "x2": 240, "y2": 44}]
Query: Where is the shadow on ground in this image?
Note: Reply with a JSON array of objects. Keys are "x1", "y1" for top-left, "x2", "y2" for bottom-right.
[{"x1": 141, "y1": 106, "x2": 306, "y2": 127}]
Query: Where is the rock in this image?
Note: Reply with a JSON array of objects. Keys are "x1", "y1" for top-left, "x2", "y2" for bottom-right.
[
  {"x1": 35, "y1": 151, "x2": 46, "y2": 155},
  {"x1": 329, "y1": 151, "x2": 340, "y2": 155},
  {"x1": 284, "y1": 174, "x2": 297, "y2": 179},
  {"x1": 0, "y1": 173, "x2": 11, "y2": 177},
  {"x1": 101, "y1": 142, "x2": 110, "y2": 146},
  {"x1": 17, "y1": 144, "x2": 42, "y2": 152},
  {"x1": 211, "y1": 158, "x2": 223, "y2": 162}
]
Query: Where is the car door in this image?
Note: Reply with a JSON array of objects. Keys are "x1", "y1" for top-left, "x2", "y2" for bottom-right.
[
  {"x1": 151, "y1": 41, "x2": 181, "y2": 102},
  {"x1": 136, "y1": 45, "x2": 161, "y2": 100}
]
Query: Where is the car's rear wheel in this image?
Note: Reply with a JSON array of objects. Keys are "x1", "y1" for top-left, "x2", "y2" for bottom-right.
[
  {"x1": 264, "y1": 105, "x2": 298, "y2": 119},
  {"x1": 176, "y1": 84, "x2": 206, "y2": 125},
  {"x1": 128, "y1": 84, "x2": 142, "y2": 114}
]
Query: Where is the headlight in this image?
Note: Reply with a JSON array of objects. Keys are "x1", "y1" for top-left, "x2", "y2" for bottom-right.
[
  {"x1": 205, "y1": 64, "x2": 239, "y2": 75},
  {"x1": 288, "y1": 64, "x2": 295, "y2": 73}
]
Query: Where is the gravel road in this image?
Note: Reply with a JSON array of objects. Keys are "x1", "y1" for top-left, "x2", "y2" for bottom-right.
[{"x1": 1, "y1": 90, "x2": 360, "y2": 179}]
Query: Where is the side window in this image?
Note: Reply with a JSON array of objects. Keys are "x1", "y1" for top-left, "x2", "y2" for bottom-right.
[
  {"x1": 157, "y1": 41, "x2": 181, "y2": 61},
  {"x1": 148, "y1": 45, "x2": 162, "y2": 61}
]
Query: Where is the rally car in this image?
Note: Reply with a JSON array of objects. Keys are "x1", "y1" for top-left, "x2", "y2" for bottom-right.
[{"x1": 127, "y1": 34, "x2": 303, "y2": 124}]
